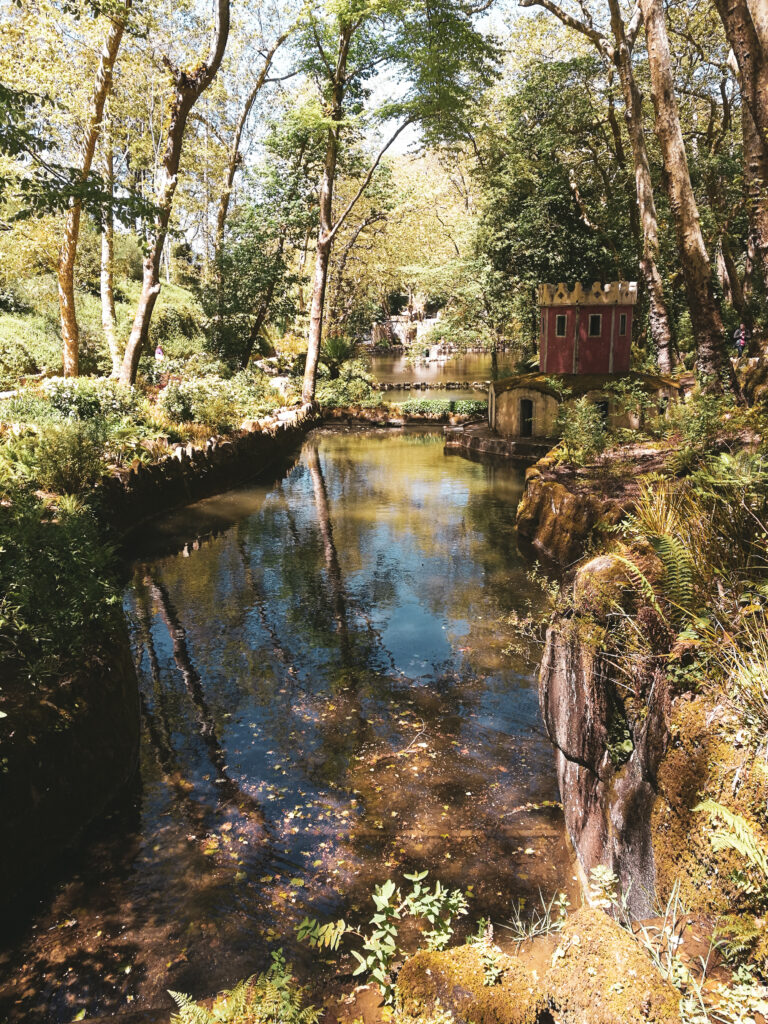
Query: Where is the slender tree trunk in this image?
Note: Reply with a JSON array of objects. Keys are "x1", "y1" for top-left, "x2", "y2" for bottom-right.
[
  {"x1": 59, "y1": 2, "x2": 130, "y2": 377},
  {"x1": 719, "y1": 235, "x2": 748, "y2": 315},
  {"x1": 608, "y1": 0, "x2": 674, "y2": 372},
  {"x1": 638, "y1": 0, "x2": 738, "y2": 395},
  {"x1": 101, "y1": 136, "x2": 122, "y2": 376},
  {"x1": 301, "y1": 30, "x2": 350, "y2": 405},
  {"x1": 119, "y1": 0, "x2": 231, "y2": 385},
  {"x1": 214, "y1": 31, "x2": 292, "y2": 255}
]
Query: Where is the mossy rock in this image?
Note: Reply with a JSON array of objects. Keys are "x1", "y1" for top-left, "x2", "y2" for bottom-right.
[
  {"x1": 652, "y1": 695, "x2": 768, "y2": 913},
  {"x1": 572, "y1": 555, "x2": 631, "y2": 619},
  {"x1": 544, "y1": 907, "x2": 682, "y2": 1024},
  {"x1": 396, "y1": 944, "x2": 547, "y2": 1024}
]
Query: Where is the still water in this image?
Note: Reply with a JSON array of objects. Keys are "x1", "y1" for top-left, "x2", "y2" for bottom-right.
[
  {"x1": 369, "y1": 353, "x2": 517, "y2": 403},
  {"x1": 0, "y1": 428, "x2": 573, "y2": 1023}
]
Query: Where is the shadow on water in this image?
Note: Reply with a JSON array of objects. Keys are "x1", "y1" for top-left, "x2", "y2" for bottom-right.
[{"x1": 0, "y1": 428, "x2": 576, "y2": 1024}]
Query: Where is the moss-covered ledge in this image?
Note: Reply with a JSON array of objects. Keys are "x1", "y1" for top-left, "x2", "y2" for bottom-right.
[{"x1": 0, "y1": 624, "x2": 141, "y2": 903}]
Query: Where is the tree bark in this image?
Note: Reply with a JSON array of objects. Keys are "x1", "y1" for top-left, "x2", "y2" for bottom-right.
[
  {"x1": 100, "y1": 134, "x2": 122, "y2": 376},
  {"x1": 58, "y1": 2, "x2": 130, "y2": 377},
  {"x1": 119, "y1": 0, "x2": 231, "y2": 385},
  {"x1": 743, "y1": 100, "x2": 768, "y2": 295},
  {"x1": 714, "y1": 0, "x2": 768, "y2": 152},
  {"x1": 607, "y1": 0, "x2": 674, "y2": 373},
  {"x1": 638, "y1": 0, "x2": 738, "y2": 395},
  {"x1": 301, "y1": 25, "x2": 351, "y2": 406}
]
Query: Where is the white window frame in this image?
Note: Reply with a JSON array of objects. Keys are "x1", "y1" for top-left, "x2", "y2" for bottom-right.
[
  {"x1": 588, "y1": 313, "x2": 602, "y2": 337},
  {"x1": 555, "y1": 314, "x2": 567, "y2": 337}
]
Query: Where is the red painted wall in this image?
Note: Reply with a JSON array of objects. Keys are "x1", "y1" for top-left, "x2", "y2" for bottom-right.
[{"x1": 540, "y1": 305, "x2": 633, "y2": 374}]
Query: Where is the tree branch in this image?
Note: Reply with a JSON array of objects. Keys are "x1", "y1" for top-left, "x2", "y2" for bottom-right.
[{"x1": 328, "y1": 118, "x2": 414, "y2": 242}]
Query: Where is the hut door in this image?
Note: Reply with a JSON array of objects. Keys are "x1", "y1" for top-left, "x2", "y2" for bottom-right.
[{"x1": 520, "y1": 398, "x2": 534, "y2": 437}]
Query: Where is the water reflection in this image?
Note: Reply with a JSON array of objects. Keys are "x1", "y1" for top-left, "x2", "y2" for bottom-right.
[{"x1": 0, "y1": 428, "x2": 575, "y2": 1024}]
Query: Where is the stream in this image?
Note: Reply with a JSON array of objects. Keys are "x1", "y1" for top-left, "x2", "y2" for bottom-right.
[{"x1": 0, "y1": 427, "x2": 574, "y2": 1023}]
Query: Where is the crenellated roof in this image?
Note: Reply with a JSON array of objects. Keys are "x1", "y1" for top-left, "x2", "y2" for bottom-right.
[{"x1": 538, "y1": 281, "x2": 639, "y2": 306}]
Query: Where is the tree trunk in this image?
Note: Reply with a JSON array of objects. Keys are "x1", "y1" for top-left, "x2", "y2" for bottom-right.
[
  {"x1": 714, "y1": 0, "x2": 768, "y2": 152},
  {"x1": 119, "y1": 0, "x2": 231, "y2": 385},
  {"x1": 608, "y1": 0, "x2": 674, "y2": 373},
  {"x1": 101, "y1": 136, "x2": 121, "y2": 376},
  {"x1": 638, "y1": 0, "x2": 738, "y2": 395},
  {"x1": 214, "y1": 31, "x2": 292, "y2": 256},
  {"x1": 58, "y1": 2, "x2": 130, "y2": 377},
  {"x1": 301, "y1": 29, "x2": 351, "y2": 405}
]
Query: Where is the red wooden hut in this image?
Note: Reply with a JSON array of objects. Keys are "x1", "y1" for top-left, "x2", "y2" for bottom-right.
[{"x1": 539, "y1": 281, "x2": 638, "y2": 375}]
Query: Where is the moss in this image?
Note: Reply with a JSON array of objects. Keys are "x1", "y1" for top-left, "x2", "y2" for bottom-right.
[
  {"x1": 652, "y1": 695, "x2": 768, "y2": 913},
  {"x1": 544, "y1": 907, "x2": 681, "y2": 1024},
  {"x1": 396, "y1": 944, "x2": 546, "y2": 1024}
]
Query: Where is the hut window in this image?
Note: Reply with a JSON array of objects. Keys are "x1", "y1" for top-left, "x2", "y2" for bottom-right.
[
  {"x1": 619, "y1": 313, "x2": 627, "y2": 336},
  {"x1": 555, "y1": 314, "x2": 567, "y2": 337},
  {"x1": 588, "y1": 314, "x2": 602, "y2": 337}
]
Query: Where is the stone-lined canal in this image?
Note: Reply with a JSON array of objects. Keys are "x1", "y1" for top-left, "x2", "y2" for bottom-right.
[{"x1": 0, "y1": 428, "x2": 574, "y2": 1023}]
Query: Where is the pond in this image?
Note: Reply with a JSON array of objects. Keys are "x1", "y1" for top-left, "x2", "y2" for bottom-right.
[
  {"x1": 0, "y1": 428, "x2": 574, "y2": 1024},
  {"x1": 369, "y1": 352, "x2": 518, "y2": 403}
]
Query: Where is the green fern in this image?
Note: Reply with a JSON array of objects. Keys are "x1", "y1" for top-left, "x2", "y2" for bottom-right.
[
  {"x1": 608, "y1": 555, "x2": 663, "y2": 616},
  {"x1": 694, "y1": 800, "x2": 768, "y2": 907},
  {"x1": 652, "y1": 534, "x2": 695, "y2": 614},
  {"x1": 170, "y1": 951, "x2": 320, "y2": 1024}
]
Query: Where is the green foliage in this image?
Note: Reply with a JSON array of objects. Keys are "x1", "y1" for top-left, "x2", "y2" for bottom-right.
[
  {"x1": 557, "y1": 397, "x2": 606, "y2": 466},
  {"x1": 314, "y1": 360, "x2": 380, "y2": 408},
  {"x1": 0, "y1": 337, "x2": 39, "y2": 390},
  {"x1": 170, "y1": 950, "x2": 319, "y2": 1024},
  {"x1": 41, "y1": 376, "x2": 139, "y2": 420},
  {"x1": 398, "y1": 397, "x2": 488, "y2": 417},
  {"x1": 694, "y1": 801, "x2": 768, "y2": 909},
  {"x1": 0, "y1": 487, "x2": 120, "y2": 679},
  {"x1": 157, "y1": 372, "x2": 285, "y2": 430},
  {"x1": 652, "y1": 534, "x2": 695, "y2": 615},
  {"x1": 399, "y1": 398, "x2": 452, "y2": 416},
  {"x1": 297, "y1": 871, "x2": 468, "y2": 1003},
  {"x1": 1, "y1": 419, "x2": 107, "y2": 494},
  {"x1": 320, "y1": 336, "x2": 356, "y2": 379}
]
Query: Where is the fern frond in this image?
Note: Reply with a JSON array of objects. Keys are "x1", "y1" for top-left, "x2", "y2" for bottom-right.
[
  {"x1": 694, "y1": 800, "x2": 768, "y2": 880},
  {"x1": 652, "y1": 534, "x2": 695, "y2": 613},
  {"x1": 608, "y1": 554, "x2": 663, "y2": 616}
]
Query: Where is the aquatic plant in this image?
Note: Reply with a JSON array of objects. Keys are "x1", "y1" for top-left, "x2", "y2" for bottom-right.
[{"x1": 297, "y1": 870, "x2": 468, "y2": 1003}]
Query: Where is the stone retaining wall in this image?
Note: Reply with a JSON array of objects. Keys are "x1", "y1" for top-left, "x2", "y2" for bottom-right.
[{"x1": 98, "y1": 405, "x2": 317, "y2": 537}]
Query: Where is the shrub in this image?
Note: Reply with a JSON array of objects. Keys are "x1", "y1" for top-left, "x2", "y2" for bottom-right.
[
  {"x1": 29, "y1": 420, "x2": 108, "y2": 493},
  {"x1": 399, "y1": 399, "x2": 451, "y2": 416},
  {"x1": 314, "y1": 360, "x2": 380, "y2": 407},
  {"x1": 0, "y1": 488, "x2": 120, "y2": 679},
  {"x1": 0, "y1": 338, "x2": 39, "y2": 390},
  {"x1": 41, "y1": 377, "x2": 139, "y2": 420},
  {"x1": 157, "y1": 371, "x2": 285, "y2": 431},
  {"x1": 557, "y1": 397, "x2": 607, "y2": 465},
  {"x1": 453, "y1": 399, "x2": 488, "y2": 417}
]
